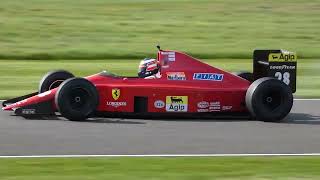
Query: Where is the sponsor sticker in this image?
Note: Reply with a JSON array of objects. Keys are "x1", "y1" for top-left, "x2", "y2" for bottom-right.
[
  {"x1": 268, "y1": 52, "x2": 297, "y2": 62},
  {"x1": 210, "y1": 101, "x2": 220, "y2": 105},
  {"x1": 107, "y1": 101, "x2": 127, "y2": 108},
  {"x1": 209, "y1": 101, "x2": 220, "y2": 112},
  {"x1": 193, "y1": 73, "x2": 223, "y2": 81},
  {"x1": 197, "y1": 101, "x2": 209, "y2": 109},
  {"x1": 154, "y1": 100, "x2": 165, "y2": 109},
  {"x1": 209, "y1": 106, "x2": 220, "y2": 110},
  {"x1": 197, "y1": 101, "x2": 221, "y2": 112},
  {"x1": 222, "y1": 106, "x2": 232, "y2": 111},
  {"x1": 166, "y1": 96, "x2": 188, "y2": 112},
  {"x1": 161, "y1": 51, "x2": 175, "y2": 62},
  {"x1": 166, "y1": 72, "x2": 186, "y2": 80},
  {"x1": 21, "y1": 109, "x2": 35, "y2": 115},
  {"x1": 269, "y1": 65, "x2": 296, "y2": 70},
  {"x1": 112, "y1": 88, "x2": 120, "y2": 100},
  {"x1": 197, "y1": 109, "x2": 209, "y2": 112}
]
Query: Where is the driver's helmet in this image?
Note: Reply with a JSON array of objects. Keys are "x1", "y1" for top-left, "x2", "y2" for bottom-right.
[{"x1": 138, "y1": 58, "x2": 159, "y2": 78}]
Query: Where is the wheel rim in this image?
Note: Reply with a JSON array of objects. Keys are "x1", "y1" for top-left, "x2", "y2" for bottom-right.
[
  {"x1": 49, "y1": 80, "x2": 64, "y2": 90},
  {"x1": 67, "y1": 87, "x2": 90, "y2": 111},
  {"x1": 262, "y1": 89, "x2": 282, "y2": 111}
]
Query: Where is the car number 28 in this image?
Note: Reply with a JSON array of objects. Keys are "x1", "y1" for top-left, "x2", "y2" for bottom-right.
[{"x1": 275, "y1": 72, "x2": 290, "y2": 85}]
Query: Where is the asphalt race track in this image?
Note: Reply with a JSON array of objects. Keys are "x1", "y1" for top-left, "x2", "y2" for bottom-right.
[{"x1": 0, "y1": 100, "x2": 319, "y2": 156}]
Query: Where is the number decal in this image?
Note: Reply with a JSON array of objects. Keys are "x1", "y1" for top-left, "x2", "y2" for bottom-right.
[
  {"x1": 275, "y1": 72, "x2": 290, "y2": 85},
  {"x1": 275, "y1": 72, "x2": 282, "y2": 81},
  {"x1": 283, "y1": 72, "x2": 290, "y2": 85}
]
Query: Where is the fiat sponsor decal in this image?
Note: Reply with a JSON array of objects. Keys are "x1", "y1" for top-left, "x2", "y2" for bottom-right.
[{"x1": 193, "y1": 73, "x2": 223, "y2": 81}]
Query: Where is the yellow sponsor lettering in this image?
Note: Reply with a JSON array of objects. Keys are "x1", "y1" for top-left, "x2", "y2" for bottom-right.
[{"x1": 268, "y1": 52, "x2": 297, "y2": 62}]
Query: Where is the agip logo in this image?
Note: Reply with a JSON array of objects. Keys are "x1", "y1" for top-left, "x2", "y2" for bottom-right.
[
  {"x1": 166, "y1": 96, "x2": 188, "y2": 112},
  {"x1": 268, "y1": 52, "x2": 297, "y2": 62},
  {"x1": 112, "y1": 88, "x2": 120, "y2": 100}
]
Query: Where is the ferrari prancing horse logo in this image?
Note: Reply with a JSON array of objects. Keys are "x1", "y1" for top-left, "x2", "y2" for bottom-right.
[{"x1": 112, "y1": 88, "x2": 120, "y2": 100}]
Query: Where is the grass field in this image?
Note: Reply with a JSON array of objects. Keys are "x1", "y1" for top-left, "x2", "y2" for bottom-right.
[
  {"x1": 0, "y1": 0, "x2": 319, "y2": 97},
  {"x1": 0, "y1": 58, "x2": 318, "y2": 98},
  {"x1": 1, "y1": 156, "x2": 320, "y2": 180},
  {"x1": 0, "y1": 0, "x2": 320, "y2": 179},
  {"x1": 0, "y1": 0, "x2": 320, "y2": 59}
]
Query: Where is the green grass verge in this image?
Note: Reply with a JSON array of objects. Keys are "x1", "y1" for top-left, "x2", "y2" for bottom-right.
[
  {"x1": 0, "y1": 0, "x2": 320, "y2": 59},
  {"x1": 0, "y1": 59, "x2": 318, "y2": 98},
  {"x1": 1, "y1": 156, "x2": 320, "y2": 180}
]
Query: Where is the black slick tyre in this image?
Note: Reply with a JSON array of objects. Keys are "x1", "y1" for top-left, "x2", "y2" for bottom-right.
[
  {"x1": 234, "y1": 71, "x2": 253, "y2": 82},
  {"x1": 39, "y1": 70, "x2": 74, "y2": 93},
  {"x1": 245, "y1": 77, "x2": 293, "y2": 122},
  {"x1": 55, "y1": 78, "x2": 99, "y2": 121}
]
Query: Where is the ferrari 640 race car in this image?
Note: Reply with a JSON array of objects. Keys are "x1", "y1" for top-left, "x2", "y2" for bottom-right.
[{"x1": 2, "y1": 47, "x2": 297, "y2": 122}]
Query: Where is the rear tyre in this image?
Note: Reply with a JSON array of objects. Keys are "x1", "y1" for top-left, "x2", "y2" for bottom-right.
[
  {"x1": 245, "y1": 77, "x2": 293, "y2": 122},
  {"x1": 55, "y1": 78, "x2": 99, "y2": 121},
  {"x1": 39, "y1": 70, "x2": 74, "y2": 93},
  {"x1": 234, "y1": 71, "x2": 253, "y2": 82}
]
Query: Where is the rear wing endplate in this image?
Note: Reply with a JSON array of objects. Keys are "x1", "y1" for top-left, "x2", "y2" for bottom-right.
[{"x1": 253, "y1": 49, "x2": 297, "y2": 93}]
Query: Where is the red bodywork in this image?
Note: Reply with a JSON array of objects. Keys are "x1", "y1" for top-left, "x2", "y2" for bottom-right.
[{"x1": 3, "y1": 50, "x2": 250, "y2": 114}]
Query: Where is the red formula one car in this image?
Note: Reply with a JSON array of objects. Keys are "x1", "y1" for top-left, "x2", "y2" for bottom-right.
[{"x1": 2, "y1": 46, "x2": 297, "y2": 122}]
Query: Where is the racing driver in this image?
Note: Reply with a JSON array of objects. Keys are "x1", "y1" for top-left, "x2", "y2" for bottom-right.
[{"x1": 138, "y1": 58, "x2": 161, "y2": 79}]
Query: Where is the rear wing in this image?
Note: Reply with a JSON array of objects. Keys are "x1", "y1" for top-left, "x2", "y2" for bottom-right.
[{"x1": 253, "y1": 50, "x2": 297, "y2": 93}]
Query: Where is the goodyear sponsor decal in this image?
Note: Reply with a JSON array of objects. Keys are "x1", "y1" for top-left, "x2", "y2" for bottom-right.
[
  {"x1": 166, "y1": 72, "x2": 186, "y2": 80},
  {"x1": 166, "y1": 96, "x2": 188, "y2": 112},
  {"x1": 269, "y1": 65, "x2": 296, "y2": 70},
  {"x1": 193, "y1": 73, "x2": 223, "y2": 81},
  {"x1": 268, "y1": 52, "x2": 297, "y2": 62}
]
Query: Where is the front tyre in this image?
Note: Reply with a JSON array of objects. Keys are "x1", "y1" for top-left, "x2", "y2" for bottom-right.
[
  {"x1": 55, "y1": 78, "x2": 99, "y2": 121},
  {"x1": 39, "y1": 70, "x2": 74, "y2": 93},
  {"x1": 245, "y1": 77, "x2": 293, "y2": 122}
]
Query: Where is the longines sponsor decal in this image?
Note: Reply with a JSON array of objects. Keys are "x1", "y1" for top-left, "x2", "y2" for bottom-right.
[
  {"x1": 166, "y1": 96, "x2": 188, "y2": 112},
  {"x1": 166, "y1": 72, "x2": 186, "y2": 80},
  {"x1": 154, "y1": 100, "x2": 165, "y2": 109},
  {"x1": 193, "y1": 73, "x2": 223, "y2": 81},
  {"x1": 107, "y1": 101, "x2": 127, "y2": 108}
]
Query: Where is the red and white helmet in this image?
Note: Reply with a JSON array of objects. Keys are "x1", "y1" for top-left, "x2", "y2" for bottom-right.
[{"x1": 138, "y1": 58, "x2": 159, "y2": 78}]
